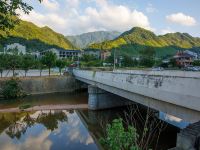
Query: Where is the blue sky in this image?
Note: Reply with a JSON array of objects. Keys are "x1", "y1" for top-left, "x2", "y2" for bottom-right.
[{"x1": 20, "y1": 0, "x2": 200, "y2": 36}]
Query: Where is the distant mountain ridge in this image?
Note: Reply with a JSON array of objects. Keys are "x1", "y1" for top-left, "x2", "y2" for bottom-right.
[
  {"x1": 66, "y1": 31, "x2": 121, "y2": 49},
  {"x1": 89, "y1": 27, "x2": 200, "y2": 57},
  {"x1": 0, "y1": 20, "x2": 76, "y2": 52}
]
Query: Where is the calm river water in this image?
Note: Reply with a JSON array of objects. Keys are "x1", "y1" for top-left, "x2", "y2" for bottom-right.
[{"x1": 0, "y1": 92, "x2": 186, "y2": 150}]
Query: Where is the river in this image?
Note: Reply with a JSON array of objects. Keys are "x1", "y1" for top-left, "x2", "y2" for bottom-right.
[{"x1": 0, "y1": 92, "x2": 185, "y2": 150}]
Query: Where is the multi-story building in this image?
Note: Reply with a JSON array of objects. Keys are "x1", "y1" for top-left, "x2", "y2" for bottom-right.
[
  {"x1": 40, "y1": 48, "x2": 82, "y2": 59},
  {"x1": 173, "y1": 50, "x2": 198, "y2": 67}
]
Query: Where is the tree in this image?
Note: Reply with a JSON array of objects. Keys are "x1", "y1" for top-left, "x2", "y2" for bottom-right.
[
  {"x1": 193, "y1": 60, "x2": 200, "y2": 66},
  {"x1": 7, "y1": 54, "x2": 22, "y2": 77},
  {"x1": 122, "y1": 55, "x2": 134, "y2": 67},
  {"x1": 139, "y1": 47, "x2": 156, "y2": 67},
  {"x1": 35, "y1": 59, "x2": 46, "y2": 77},
  {"x1": 0, "y1": 0, "x2": 42, "y2": 31},
  {"x1": 21, "y1": 54, "x2": 34, "y2": 77},
  {"x1": 41, "y1": 51, "x2": 57, "y2": 76},
  {"x1": 0, "y1": 54, "x2": 7, "y2": 77},
  {"x1": 56, "y1": 59, "x2": 66, "y2": 75}
]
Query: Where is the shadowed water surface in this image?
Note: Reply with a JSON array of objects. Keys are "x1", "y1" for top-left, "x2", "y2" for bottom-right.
[{"x1": 0, "y1": 92, "x2": 181, "y2": 150}]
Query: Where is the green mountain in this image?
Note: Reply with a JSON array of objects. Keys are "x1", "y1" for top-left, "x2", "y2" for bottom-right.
[
  {"x1": 89, "y1": 27, "x2": 200, "y2": 57},
  {"x1": 0, "y1": 20, "x2": 76, "y2": 52},
  {"x1": 66, "y1": 31, "x2": 121, "y2": 49}
]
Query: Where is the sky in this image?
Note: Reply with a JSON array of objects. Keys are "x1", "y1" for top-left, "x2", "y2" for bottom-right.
[{"x1": 19, "y1": 0, "x2": 200, "y2": 37}]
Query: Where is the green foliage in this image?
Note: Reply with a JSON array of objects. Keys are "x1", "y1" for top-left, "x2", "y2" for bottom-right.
[
  {"x1": 193, "y1": 60, "x2": 200, "y2": 66},
  {"x1": 19, "y1": 103, "x2": 32, "y2": 110},
  {"x1": 56, "y1": 59, "x2": 66, "y2": 75},
  {"x1": 21, "y1": 54, "x2": 35, "y2": 76},
  {"x1": 6, "y1": 54, "x2": 22, "y2": 76},
  {"x1": 81, "y1": 54, "x2": 97, "y2": 62},
  {"x1": 0, "y1": 20, "x2": 75, "y2": 52},
  {"x1": 88, "y1": 27, "x2": 200, "y2": 57},
  {"x1": 100, "y1": 118, "x2": 140, "y2": 150},
  {"x1": 41, "y1": 51, "x2": 57, "y2": 76},
  {"x1": 0, "y1": 0, "x2": 42, "y2": 31},
  {"x1": 169, "y1": 58, "x2": 177, "y2": 68},
  {"x1": 139, "y1": 48, "x2": 156, "y2": 67},
  {"x1": 0, "y1": 54, "x2": 7, "y2": 77},
  {"x1": 2, "y1": 78, "x2": 24, "y2": 99}
]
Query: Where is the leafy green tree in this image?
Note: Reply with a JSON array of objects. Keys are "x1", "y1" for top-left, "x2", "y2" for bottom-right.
[
  {"x1": 35, "y1": 59, "x2": 46, "y2": 76},
  {"x1": 81, "y1": 54, "x2": 97, "y2": 62},
  {"x1": 139, "y1": 47, "x2": 156, "y2": 67},
  {"x1": 56, "y1": 59, "x2": 66, "y2": 75},
  {"x1": 100, "y1": 118, "x2": 139, "y2": 150},
  {"x1": 193, "y1": 60, "x2": 200, "y2": 66},
  {"x1": 0, "y1": 0, "x2": 42, "y2": 31},
  {"x1": 122, "y1": 55, "x2": 134, "y2": 67},
  {"x1": 7, "y1": 54, "x2": 22, "y2": 77},
  {"x1": 0, "y1": 54, "x2": 7, "y2": 77},
  {"x1": 21, "y1": 54, "x2": 34, "y2": 77},
  {"x1": 41, "y1": 51, "x2": 57, "y2": 76}
]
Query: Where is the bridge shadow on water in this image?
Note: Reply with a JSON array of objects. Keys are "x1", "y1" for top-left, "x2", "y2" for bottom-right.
[{"x1": 77, "y1": 104, "x2": 181, "y2": 150}]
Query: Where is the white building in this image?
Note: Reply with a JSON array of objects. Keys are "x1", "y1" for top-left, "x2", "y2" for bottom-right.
[
  {"x1": 40, "y1": 48, "x2": 82, "y2": 59},
  {"x1": 5, "y1": 43, "x2": 26, "y2": 54}
]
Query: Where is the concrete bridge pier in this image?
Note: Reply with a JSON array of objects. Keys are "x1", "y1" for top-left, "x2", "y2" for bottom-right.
[{"x1": 88, "y1": 85, "x2": 131, "y2": 110}]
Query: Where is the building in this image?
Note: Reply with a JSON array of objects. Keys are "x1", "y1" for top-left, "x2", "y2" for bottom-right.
[
  {"x1": 40, "y1": 48, "x2": 82, "y2": 59},
  {"x1": 83, "y1": 49, "x2": 100, "y2": 59},
  {"x1": 4, "y1": 43, "x2": 26, "y2": 54},
  {"x1": 100, "y1": 50, "x2": 111, "y2": 60},
  {"x1": 173, "y1": 50, "x2": 197, "y2": 67}
]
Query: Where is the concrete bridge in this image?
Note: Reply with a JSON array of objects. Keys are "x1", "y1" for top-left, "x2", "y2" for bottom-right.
[{"x1": 73, "y1": 69, "x2": 200, "y2": 123}]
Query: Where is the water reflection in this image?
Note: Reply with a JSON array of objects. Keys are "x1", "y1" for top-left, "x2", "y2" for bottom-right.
[{"x1": 0, "y1": 110, "x2": 98, "y2": 150}]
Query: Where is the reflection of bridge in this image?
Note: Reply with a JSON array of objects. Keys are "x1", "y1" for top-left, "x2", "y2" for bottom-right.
[{"x1": 73, "y1": 69, "x2": 200, "y2": 123}]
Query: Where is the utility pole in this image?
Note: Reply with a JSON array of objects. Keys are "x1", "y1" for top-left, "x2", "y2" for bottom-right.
[{"x1": 113, "y1": 48, "x2": 116, "y2": 70}]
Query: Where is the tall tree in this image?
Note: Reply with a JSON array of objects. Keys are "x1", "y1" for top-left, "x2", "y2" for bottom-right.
[
  {"x1": 0, "y1": 0, "x2": 42, "y2": 31},
  {"x1": 21, "y1": 54, "x2": 34, "y2": 77},
  {"x1": 139, "y1": 47, "x2": 156, "y2": 67},
  {"x1": 0, "y1": 54, "x2": 7, "y2": 77},
  {"x1": 41, "y1": 51, "x2": 57, "y2": 76},
  {"x1": 56, "y1": 59, "x2": 66, "y2": 75},
  {"x1": 7, "y1": 54, "x2": 22, "y2": 76}
]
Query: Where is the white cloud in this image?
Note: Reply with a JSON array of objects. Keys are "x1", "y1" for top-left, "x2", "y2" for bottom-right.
[
  {"x1": 66, "y1": 0, "x2": 80, "y2": 8},
  {"x1": 146, "y1": 3, "x2": 157, "y2": 13},
  {"x1": 166, "y1": 13, "x2": 197, "y2": 26},
  {"x1": 19, "y1": 0, "x2": 152, "y2": 35},
  {"x1": 161, "y1": 27, "x2": 175, "y2": 35},
  {"x1": 0, "y1": 131, "x2": 52, "y2": 150},
  {"x1": 42, "y1": 0, "x2": 59, "y2": 11}
]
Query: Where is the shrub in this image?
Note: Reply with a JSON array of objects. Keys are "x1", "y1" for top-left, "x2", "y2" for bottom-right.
[
  {"x1": 2, "y1": 78, "x2": 25, "y2": 99},
  {"x1": 100, "y1": 118, "x2": 140, "y2": 150}
]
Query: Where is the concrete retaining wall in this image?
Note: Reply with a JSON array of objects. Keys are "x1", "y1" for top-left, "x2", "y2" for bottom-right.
[{"x1": 0, "y1": 75, "x2": 79, "y2": 95}]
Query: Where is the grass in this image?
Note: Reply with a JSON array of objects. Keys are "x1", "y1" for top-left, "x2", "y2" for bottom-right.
[{"x1": 19, "y1": 103, "x2": 32, "y2": 110}]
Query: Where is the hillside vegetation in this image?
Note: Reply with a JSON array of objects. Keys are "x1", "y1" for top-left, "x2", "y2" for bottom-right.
[
  {"x1": 89, "y1": 27, "x2": 200, "y2": 57},
  {"x1": 0, "y1": 20, "x2": 76, "y2": 52}
]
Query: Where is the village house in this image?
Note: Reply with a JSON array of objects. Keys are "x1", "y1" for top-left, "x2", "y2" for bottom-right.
[{"x1": 173, "y1": 50, "x2": 198, "y2": 67}]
